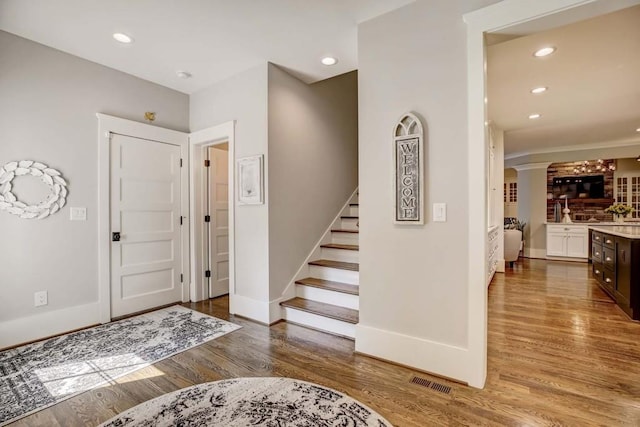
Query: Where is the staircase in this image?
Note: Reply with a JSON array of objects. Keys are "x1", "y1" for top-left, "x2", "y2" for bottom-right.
[{"x1": 280, "y1": 194, "x2": 359, "y2": 338}]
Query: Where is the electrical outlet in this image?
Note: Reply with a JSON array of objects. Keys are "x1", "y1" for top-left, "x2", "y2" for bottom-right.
[
  {"x1": 34, "y1": 291, "x2": 48, "y2": 307},
  {"x1": 70, "y1": 207, "x2": 87, "y2": 221}
]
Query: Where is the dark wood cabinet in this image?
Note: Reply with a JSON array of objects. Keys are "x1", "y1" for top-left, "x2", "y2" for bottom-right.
[
  {"x1": 590, "y1": 229, "x2": 640, "y2": 320},
  {"x1": 615, "y1": 237, "x2": 634, "y2": 315}
]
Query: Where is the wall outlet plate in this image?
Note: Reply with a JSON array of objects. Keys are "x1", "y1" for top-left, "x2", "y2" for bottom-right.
[
  {"x1": 70, "y1": 207, "x2": 87, "y2": 221},
  {"x1": 433, "y1": 203, "x2": 447, "y2": 222},
  {"x1": 34, "y1": 291, "x2": 48, "y2": 307}
]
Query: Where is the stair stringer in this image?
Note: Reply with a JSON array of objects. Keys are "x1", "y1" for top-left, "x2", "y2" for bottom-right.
[{"x1": 269, "y1": 188, "x2": 359, "y2": 323}]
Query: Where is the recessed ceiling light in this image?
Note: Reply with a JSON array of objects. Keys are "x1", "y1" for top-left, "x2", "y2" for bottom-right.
[
  {"x1": 636, "y1": 127, "x2": 640, "y2": 132},
  {"x1": 533, "y1": 47, "x2": 555, "y2": 57},
  {"x1": 321, "y1": 57, "x2": 338, "y2": 66},
  {"x1": 529, "y1": 113, "x2": 541, "y2": 119},
  {"x1": 113, "y1": 33, "x2": 133, "y2": 44},
  {"x1": 531, "y1": 86, "x2": 547, "y2": 94},
  {"x1": 176, "y1": 70, "x2": 192, "y2": 79}
]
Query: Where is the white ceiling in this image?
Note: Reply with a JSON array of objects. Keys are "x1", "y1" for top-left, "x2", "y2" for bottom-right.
[
  {"x1": 0, "y1": 0, "x2": 414, "y2": 94},
  {"x1": 487, "y1": 3, "x2": 640, "y2": 156}
]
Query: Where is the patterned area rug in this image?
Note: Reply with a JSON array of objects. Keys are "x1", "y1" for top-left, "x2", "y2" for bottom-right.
[
  {"x1": 0, "y1": 305, "x2": 240, "y2": 426},
  {"x1": 100, "y1": 377, "x2": 392, "y2": 426}
]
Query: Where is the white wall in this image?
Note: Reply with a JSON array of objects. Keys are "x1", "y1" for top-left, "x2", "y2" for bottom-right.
[
  {"x1": 190, "y1": 64, "x2": 270, "y2": 311},
  {"x1": 356, "y1": 0, "x2": 499, "y2": 385},
  {"x1": 267, "y1": 65, "x2": 358, "y2": 300},
  {"x1": 0, "y1": 31, "x2": 189, "y2": 346}
]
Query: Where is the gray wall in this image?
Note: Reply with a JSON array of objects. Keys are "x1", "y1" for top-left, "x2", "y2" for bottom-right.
[
  {"x1": 267, "y1": 65, "x2": 358, "y2": 299},
  {"x1": 0, "y1": 31, "x2": 188, "y2": 325},
  {"x1": 516, "y1": 167, "x2": 548, "y2": 258},
  {"x1": 356, "y1": 0, "x2": 499, "y2": 383},
  {"x1": 190, "y1": 64, "x2": 270, "y2": 302}
]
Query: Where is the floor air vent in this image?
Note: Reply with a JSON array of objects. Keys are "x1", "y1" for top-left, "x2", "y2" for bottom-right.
[{"x1": 410, "y1": 376, "x2": 452, "y2": 395}]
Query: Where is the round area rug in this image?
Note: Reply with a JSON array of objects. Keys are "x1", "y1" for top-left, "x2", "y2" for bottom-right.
[{"x1": 100, "y1": 377, "x2": 392, "y2": 426}]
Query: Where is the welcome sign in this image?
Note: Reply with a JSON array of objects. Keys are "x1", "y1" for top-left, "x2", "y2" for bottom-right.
[{"x1": 393, "y1": 114, "x2": 424, "y2": 224}]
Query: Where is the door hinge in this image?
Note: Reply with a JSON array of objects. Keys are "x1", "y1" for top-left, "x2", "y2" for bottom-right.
[
  {"x1": 180, "y1": 158, "x2": 183, "y2": 167},
  {"x1": 205, "y1": 215, "x2": 211, "y2": 223},
  {"x1": 204, "y1": 159, "x2": 210, "y2": 167},
  {"x1": 205, "y1": 270, "x2": 211, "y2": 278},
  {"x1": 180, "y1": 273, "x2": 184, "y2": 283},
  {"x1": 180, "y1": 216, "x2": 183, "y2": 225}
]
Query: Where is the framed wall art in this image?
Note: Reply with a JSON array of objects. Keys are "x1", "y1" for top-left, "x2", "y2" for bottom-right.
[
  {"x1": 237, "y1": 154, "x2": 264, "y2": 205},
  {"x1": 393, "y1": 113, "x2": 424, "y2": 224}
]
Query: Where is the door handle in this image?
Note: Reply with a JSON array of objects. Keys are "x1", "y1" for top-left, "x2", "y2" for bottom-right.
[{"x1": 112, "y1": 232, "x2": 121, "y2": 242}]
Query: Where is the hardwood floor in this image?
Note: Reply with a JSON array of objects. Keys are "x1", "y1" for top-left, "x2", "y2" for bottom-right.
[{"x1": 13, "y1": 258, "x2": 640, "y2": 426}]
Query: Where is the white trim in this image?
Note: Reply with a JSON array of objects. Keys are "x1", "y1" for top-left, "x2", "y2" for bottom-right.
[
  {"x1": 0, "y1": 302, "x2": 100, "y2": 349},
  {"x1": 512, "y1": 162, "x2": 552, "y2": 172},
  {"x1": 96, "y1": 114, "x2": 190, "y2": 324},
  {"x1": 526, "y1": 247, "x2": 550, "y2": 259},
  {"x1": 355, "y1": 324, "x2": 469, "y2": 383},
  {"x1": 189, "y1": 121, "x2": 236, "y2": 305},
  {"x1": 464, "y1": 0, "x2": 608, "y2": 389},
  {"x1": 505, "y1": 137, "x2": 640, "y2": 160},
  {"x1": 232, "y1": 294, "x2": 270, "y2": 324}
]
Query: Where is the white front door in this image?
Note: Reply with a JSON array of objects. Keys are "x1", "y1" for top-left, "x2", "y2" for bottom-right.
[
  {"x1": 207, "y1": 145, "x2": 229, "y2": 297},
  {"x1": 110, "y1": 134, "x2": 183, "y2": 317}
]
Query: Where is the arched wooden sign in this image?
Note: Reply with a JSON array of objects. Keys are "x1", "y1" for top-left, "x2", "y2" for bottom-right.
[{"x1": 393, "y1": 113, "x2": 424, "y2": 224}]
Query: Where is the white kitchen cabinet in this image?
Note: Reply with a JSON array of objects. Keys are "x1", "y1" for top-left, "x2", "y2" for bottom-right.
[{"x1": 546, "y1": 224, "x2": 589, "y2": 259}]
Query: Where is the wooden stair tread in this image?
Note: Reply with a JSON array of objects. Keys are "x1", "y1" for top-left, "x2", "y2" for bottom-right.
[
  {"x1": 280, "y1": 297, "x2": 359, "y2": 324},
  {"x1": 331, "y1": 229, "x2": 359, "y2": 234},
  {"x1": 309, "y1": 259, "x2": 359, "y2": 271},
  {"x1": 341, "y1": 215, "x2": 359, "y2": 219},
  {"x1": 295, "y1": 278, "x2": 359, "y2": 295},
  {"x1": 320, "y1": 243, "x2": 359, "y2": 251}
]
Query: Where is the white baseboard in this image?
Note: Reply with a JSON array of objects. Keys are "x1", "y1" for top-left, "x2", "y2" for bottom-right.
[
  {"x1": 524, "y1": 248, "x2": 547, "y2": 259},
  {"x1": 229, "y1": 294, "x2": 270, "y2": 324},
  {"x1": 355, "y1": 323, "x2": 481, "y2": 387},
  {"x1": 496, "y1": 259, "x2": 505, "y2": 273},
  {"x1": 0, "y1": 302, "x2": 101, "y2": 349}
]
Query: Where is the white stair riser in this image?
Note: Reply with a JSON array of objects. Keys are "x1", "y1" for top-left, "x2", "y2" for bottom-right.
[
  {"x1": 309, "y1": 265, "x2": 359, "y2": 285},
  {"x1": 321, "y1": 247, "x2": 359, "y2": 263},
  {"x1": 296, "y1": 285, "x2": 359, "y2": 310},
  {"x1": 340, "y1": 217, "x2": 359, "y2": 230},
  {"x1": 281, "y1": 307, "x2": 355, "y2": 338},
  {"x1": 348, "y1": 206, "x2": 359, "y2": 216},
  {"x1": 331, "y1": 232, "x2": 358, "y2": 245}
]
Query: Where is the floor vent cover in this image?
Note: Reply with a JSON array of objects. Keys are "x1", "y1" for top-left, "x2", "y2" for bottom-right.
[{"x1": 411, "y1": 376, "x2": 452, "y2": 394}]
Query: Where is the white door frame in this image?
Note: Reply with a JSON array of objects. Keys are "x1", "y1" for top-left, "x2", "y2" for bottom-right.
[
  {"x1": 463, "y1": 0, "x2": 637, "y2": 388},
  {"x1": 96, "y1": 113, "x2": 190, "y2": 324},
  {"x1": 189, "y1": 121, "x2": 236, "y2": 305}
]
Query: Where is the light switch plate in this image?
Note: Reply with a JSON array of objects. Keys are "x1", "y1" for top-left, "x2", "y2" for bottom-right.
[
  {"x1": 70, "y1": 207, "x2": 87, "y2": 221},
  {"x1": 433, "y1": 203, "x2": 447, "y2": 222}
]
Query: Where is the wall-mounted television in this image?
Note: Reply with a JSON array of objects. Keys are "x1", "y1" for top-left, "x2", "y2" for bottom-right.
[{"x1": 552, "y1": 175, "x2": 604, "y2": 199}]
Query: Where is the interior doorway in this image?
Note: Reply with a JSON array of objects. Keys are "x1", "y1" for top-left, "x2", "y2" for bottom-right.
[
  {"x1": 189, "y1": 121, "x2": 236, "y2": 307},
  {"x1": 206, "y1": 143, "x2": 230, "y2": 298}
]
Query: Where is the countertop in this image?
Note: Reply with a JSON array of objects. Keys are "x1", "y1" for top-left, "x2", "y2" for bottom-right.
[{"x1": 589, "y1": 226, "x2": 640, "y2": 239}]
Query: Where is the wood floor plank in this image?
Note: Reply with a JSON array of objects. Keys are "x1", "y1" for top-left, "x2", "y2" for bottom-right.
[{"x1": 10, "y1": 258, "x2": 640, "y2": 426}]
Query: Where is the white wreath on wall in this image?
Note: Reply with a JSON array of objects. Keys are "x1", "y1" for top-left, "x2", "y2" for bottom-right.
[{"x1": 0, "y1": 160, "x2": 68, "y2": 219}]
